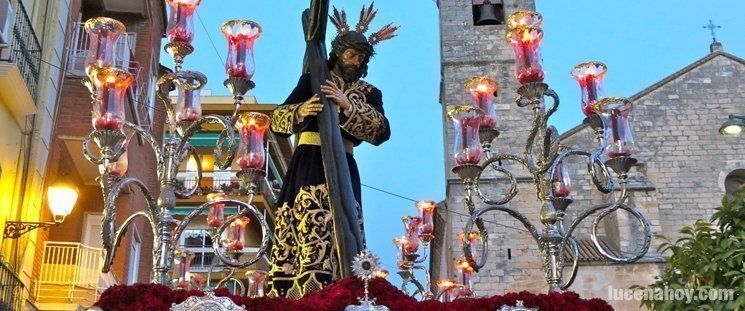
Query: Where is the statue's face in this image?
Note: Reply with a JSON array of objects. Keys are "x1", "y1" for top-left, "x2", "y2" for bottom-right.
[{"x1": 336, "y1": 48, "x2": 367, "y2": 82}]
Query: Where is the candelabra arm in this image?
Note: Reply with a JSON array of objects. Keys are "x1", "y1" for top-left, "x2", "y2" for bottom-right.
[
  {"x1": 397, "y1": 270, "x2": 412, "y2": 293},
  {"x1": 588, "y1": 150, "x2": 614, "y2": 193},
  {"x1": 463, "y1": 205, "x2": 540, "y2": 270},
  {"x1": 176, "y1": 115, "x2": 237, "y2": 170},
  {"x1": 559, "y1": 236, "x2": 580, "y2": 290},
  {"x1": 560, "y1": 200, "x2": 651, "y2": 264},
  {"x1": 400, "y1": 270, "x2": 427, "y2": 300},
  {"x1": 83, "y1": 131, "x2": 126, "y2": 165},
  {"x1": 562, "y1": 202, "x2": 613, "y2": 245},
  {"x1": 547, "y1": 149, "x2": 615, "y2": 196},
  {"x1": 411, "y1": 265, "x2": 433, "y2": 299},
  {"x1": 212, "y1": 199, "x2": 273, "y2": 268},
  {"x1": 413, "y1": 246, "x2": 429, "y2": 264},
  {"x1": 171, "y1": 201, "x2": 220, "y2": 245},
  {"x1": 101, "y1": 177, "x2": 159, "y2": 272},
  {"x1": 523, "y1": 108, "x2": 542, "y2": 173},
  {"x1": 475, "y1": 156, "x2": 519, "y2": 206},
  {"x1": 123, "y1": 122, "x2": 164, "y2": 169},
  {"x1": 589, "y1": 203, "x2": 652, "y2": 263},
  {"x1": 543, "y1": 88, "x2": 560, "y2": 120},
  {"x1": 103, "y1": 211, "x2": 154, "y2": 273},
  {"x1": 216, "y1": 268, "x2": 247, "y2": 296},
  {"x1": 173, "y1": 146, "x2": 202, "y2": 199},
  {"x1": 464, "y1": 181, "x2": 488, "y2": 251}
]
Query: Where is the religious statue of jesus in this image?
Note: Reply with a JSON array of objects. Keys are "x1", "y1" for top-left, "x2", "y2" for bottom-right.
[{"x1": 267, "y1": 3, "x2": 398, "y2": 299}]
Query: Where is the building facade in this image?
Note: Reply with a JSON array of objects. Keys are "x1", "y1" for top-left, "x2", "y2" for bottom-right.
[
  {"x1": 169, "y1": 93, "x2": 291, "y2": 294},
  {"x1": 433, "y1": 0, "x2": 745, "y2": 310},
  {"x1": 0, "y1": 0, "x2": 168, "y2": 309},
  {"x1": 0, "y1": 0, "x2": 76, "y2": 309}
]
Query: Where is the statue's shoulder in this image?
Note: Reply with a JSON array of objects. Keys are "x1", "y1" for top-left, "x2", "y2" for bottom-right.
[{"x1": 355, "y1": 79, "x2": 377, "y2": 94}]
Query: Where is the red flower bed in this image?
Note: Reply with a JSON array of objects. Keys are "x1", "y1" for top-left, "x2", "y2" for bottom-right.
[{"x1": 94, "y1": 277, "x2": 613, "y2": 311}]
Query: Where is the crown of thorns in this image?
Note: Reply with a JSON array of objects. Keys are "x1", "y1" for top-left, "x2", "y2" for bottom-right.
[{"x1": 329, "y1": 2, "x2": 399, "y2": 50}]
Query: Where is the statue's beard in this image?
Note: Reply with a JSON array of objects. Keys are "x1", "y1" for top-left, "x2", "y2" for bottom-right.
[{"x1": 337, "y1": 60, "x2": 362, "y2": 82}]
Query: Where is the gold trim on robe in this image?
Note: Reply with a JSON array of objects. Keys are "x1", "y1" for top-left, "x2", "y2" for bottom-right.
[{"x1": 271, "y1": 102, "x2": 304, "y2": 135}]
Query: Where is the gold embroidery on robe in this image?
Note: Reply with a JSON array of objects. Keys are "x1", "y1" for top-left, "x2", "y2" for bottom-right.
[
  {"x1": 271, "y1": 102, "x2": 303, "y2": 135},
  {"x1": 268, "y1": 184, "x2": 338, "y2": 299},
  {"x1": 330, "y1": 73, "x2": 386, "y2": 143}
]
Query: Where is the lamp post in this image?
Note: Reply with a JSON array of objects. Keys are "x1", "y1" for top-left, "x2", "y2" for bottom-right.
[
  {"x1": 719, "y1": 115, "x2": 745, "y2": 136},
  {"x1": 3, "y1": 179, "x2": 77, "y2": 239},
  {"x1": 80, "y1": 12, "x2": 273, "y2": 287},
  {"x1": 448, "y1": 10, "x2": 652, "y2": 294}
]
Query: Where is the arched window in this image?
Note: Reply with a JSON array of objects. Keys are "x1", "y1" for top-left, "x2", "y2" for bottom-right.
[{"x1": 724, "y1": 169, "x2": 745, "y2": 197}]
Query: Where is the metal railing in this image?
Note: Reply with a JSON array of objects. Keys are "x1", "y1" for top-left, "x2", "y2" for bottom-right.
[
  {"x1": 0, "y1": 0, "x2": 42, "y2": 101},
  {"x1": 177, "y1": 173, "x2": 247, "y2": 196},
  {"x1": 0, "y1": 259, "x2": 23, "y2": 311},
  {"x1": 35, "y1": 242, "x2": 105, "y2": 305},
  {"x1": 66, "y1": 22, "x2": 137, "y2": 77}
]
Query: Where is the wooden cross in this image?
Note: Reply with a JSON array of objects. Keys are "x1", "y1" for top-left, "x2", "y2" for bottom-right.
[{"x1": 300, "y1": 0, "x2": 363, "y2": 278}]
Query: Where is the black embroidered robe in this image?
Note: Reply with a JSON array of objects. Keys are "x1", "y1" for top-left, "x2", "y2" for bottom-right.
[{"x1": 267, "y1": 72, "x2": 390, "y2": 298}]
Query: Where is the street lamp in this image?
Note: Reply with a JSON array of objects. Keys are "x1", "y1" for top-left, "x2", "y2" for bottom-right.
[
  {"x1": 719, "y1": 115, "x2": 745, "y2": 136},
  {"x1": 3, "y1": 178, "x2": 77, "y2": 239}
]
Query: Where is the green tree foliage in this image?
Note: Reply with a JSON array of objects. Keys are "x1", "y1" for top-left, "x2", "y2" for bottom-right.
[{"x1": 639, "y1": 186, "x2": 745, "y2": 310}]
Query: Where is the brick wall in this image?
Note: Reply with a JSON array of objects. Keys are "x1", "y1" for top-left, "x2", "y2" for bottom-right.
[{"x1": 44, "y1": 0, "x2": 166, "y2": 285}]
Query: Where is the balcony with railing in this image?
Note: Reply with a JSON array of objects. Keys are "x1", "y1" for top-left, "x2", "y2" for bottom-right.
[
  {"x1": 0, "y1": 260, "x2": 23, "y2": 311},
  {"x1": 34, "y1": 242, "x2": 115, "y2": 309},
  {"x1": 0, "y1": 0, "x2": 41, "y2": 102}
]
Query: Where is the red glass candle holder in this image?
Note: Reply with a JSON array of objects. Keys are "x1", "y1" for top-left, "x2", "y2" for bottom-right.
[
  {"x1": 552, "y1": 160, "x2": 572, "y2": 198},
  {"x1": 416, "y1": 200, "x2": 436, "y2": 243},
  {"x1": 221, "y1": 20, "x2": 262, "y2": 79},
  {"x1": 227, "y1": 216, "x2": 250, "y2": 251},
  {"x1": 458, "y1": 231, "x2": 481, "y2": 262},
  {"x1": 83, "y1": 17, "x2": 126, "y2": 74},
  {"x1": 393, "y1": 237, "x2": 409, "y2": 266},
  {"x1": 455, "y1": 258, "x2": 475, "y2": 297},
  {"x1": 236, "y1": 112, "x2": 271, "y2": 169},
  {"x1": 246, "y1": 270, "x2": 267, "y2": 297},
  {"x1": 436, "y1": 279, "x2": 458, "y2": 303},
  {"x1": 571, "y1": 62, "x2": 608, "y2": 116},
  {"x1": 176, "y1": 88, "x2": 201, "y2": 122},
  {"x1": 173, "y1": 250, "x2": 195, "y2": 289},
  {"x1": 165, "y1": 0, "x2": 201, "y2": 44},
  {"x1": 206, "y1": 192, "x2": 228, "y2": 228},
  {"x1": 90, "y1": 67, "x2": 133, "y2": 132},
  {"x1": 596, "y1": 97, "x2": 635, "y2": 158},
  {"x1": 448, "y1": 106, "x2": 484, "y2": 165},
  {"x1": 465, "y1": 76, "x2": 499, "y2": 128},
  {"x1": 403, "y1": 216, "x2": 421, "y2": 254},
  {"x1": 506, "y1": 10, "x2": 543, "y2": 29},
  {"x1": 506, "y1": 27, "x2": 545, "y2": 85}
]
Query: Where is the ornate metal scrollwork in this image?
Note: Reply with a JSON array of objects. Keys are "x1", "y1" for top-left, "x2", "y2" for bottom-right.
[
  {"x1": 170, "y1": 291, "x2": 246, "y2": 311},
  {"x1": 3, "y1": 221, "x2": 56, "y2": 239},
  {"x1": 455, "y1": 79, "x2": 653, "y2": 292}
]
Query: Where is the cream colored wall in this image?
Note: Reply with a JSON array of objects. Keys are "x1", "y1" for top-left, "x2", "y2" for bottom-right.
[
  {"x1": 0, "y1": 101, "x2": 23, "y2": 238},
  {"x1": 0, "y1": 0, "x2": 71, "y2": 305}
]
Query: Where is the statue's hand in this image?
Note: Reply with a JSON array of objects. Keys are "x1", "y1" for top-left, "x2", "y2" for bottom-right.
[
  {"x1": 296, "y1": 94, "x2": 324, "y2": 121},
  {"x1": 321, "y1": 80, "x2": 352, "y2": 113}
]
